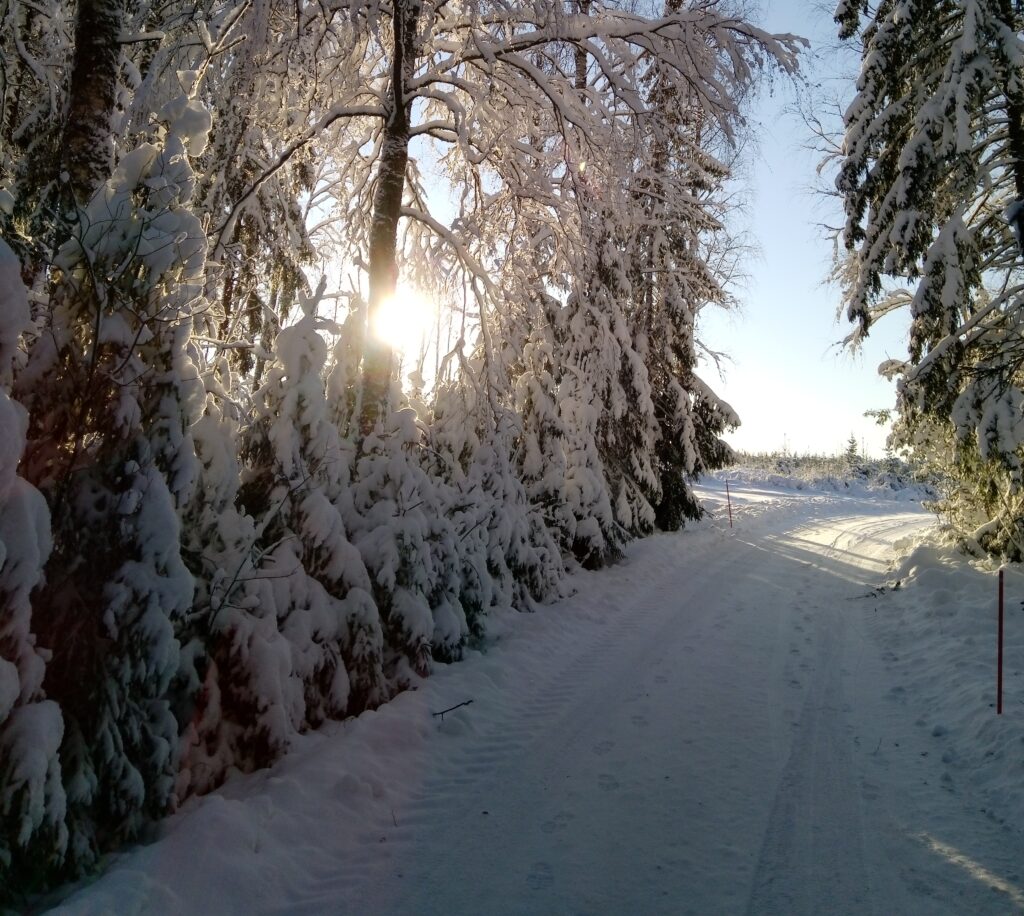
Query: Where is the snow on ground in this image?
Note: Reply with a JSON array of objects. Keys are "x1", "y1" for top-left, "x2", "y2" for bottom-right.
[{"x1": 40, "y1": 474, "x2": 1024, "y2": 915}]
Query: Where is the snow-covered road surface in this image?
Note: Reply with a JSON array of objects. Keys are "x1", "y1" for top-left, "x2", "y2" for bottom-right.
[{"x1": 49, "y1": 480, "x2": 1024, "y2": 915}]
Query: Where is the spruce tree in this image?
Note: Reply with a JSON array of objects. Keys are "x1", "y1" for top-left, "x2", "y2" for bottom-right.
[
  {"x1": 14, "y1": 95, "x2": 211, "y2": 870},
  {"x1": 0, "y1": 240, "x2": 67, "y2": 901},
  {"x1": 238, "y1": 285, "x2": 387, "y2": 748},
  {"x1": 836, "y1": 0, "x2": 1024, "y2": 554}
]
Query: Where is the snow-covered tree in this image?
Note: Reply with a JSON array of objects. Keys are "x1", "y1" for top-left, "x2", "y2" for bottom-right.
[
  {"x1": 303, "y1": 1, "x2": 801, "y2": 430},
  {"x1": 0, "y1": 240, "x2": 66, "y2": 901},
  {"x1": 625, "y1": 12, "x2": 749, "y2": 528},
  {"x1": 0, "y1": 0, "x2": 71, "y2": 274},
  {"x1": 13, "y1": 94, "x2": 211, "y2": 870},
  {"x1": 237, "y1": 285, "x2": 387, "y2": 756},
  {"x1": 193, "y1": 0, "x2": 333, "y2": 384},
  {"x1": 171, "y1": 355, "x2": 270, "y2": 797},
  {"x1": 559, "y1": 241, "x2": 633, "y2": 565},
  {"x1": 431, "y1": 372, "x2": 566, "y2": 614},
  {"x1": 511, "y1": 293, "x2": 578, "y2": 553},
  {"x1": 836, "y1": 0, "x2": 1024, "y2": 555}
]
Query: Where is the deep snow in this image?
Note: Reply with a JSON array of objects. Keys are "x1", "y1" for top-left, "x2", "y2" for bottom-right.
[{"x1": 40, "y1": 474, "x2": 1024, "y2": 915}]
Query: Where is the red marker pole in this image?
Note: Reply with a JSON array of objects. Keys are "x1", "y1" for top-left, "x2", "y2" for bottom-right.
[
  {"x1": 725, "y1": 481, "x2": 733, "y2": 529},
  {"x1": 998, "y1": 568, "x2": 1005, "y2": 715}
]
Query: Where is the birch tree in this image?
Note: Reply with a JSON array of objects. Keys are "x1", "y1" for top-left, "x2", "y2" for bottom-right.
[{"x1": 299, "y1": 0, "x2": 801, "y2": 432}]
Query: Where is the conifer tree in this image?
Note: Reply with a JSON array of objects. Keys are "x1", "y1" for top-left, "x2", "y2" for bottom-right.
[
  {"x1": 836, "y1": 0, "x2": 1024, "y2": 554},
  {"x1": 14, "y1": 95, "x2": 210, "y2": 870},
  {"x1": 512, "y1": 293, "x2": 577, "y2": 553},
  {"x1": 559, "y1": 233, "x2": 633, "y2": 566},
  {"x1": 0, "y1": 240, "x2": 66, "y2": 901},
  {"x1": 238, "y1": 284, "x2": 387, "y2": 747}
]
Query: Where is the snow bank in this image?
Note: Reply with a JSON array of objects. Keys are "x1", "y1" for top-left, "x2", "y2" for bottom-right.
[{"x1": 874, "y1": 534, "x2": 1024, "y2": 823}]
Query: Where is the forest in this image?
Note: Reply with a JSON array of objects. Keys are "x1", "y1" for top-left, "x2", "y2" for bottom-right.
[{"x1": 1, "y1": 0, "x2": 1022, "y2": 904}]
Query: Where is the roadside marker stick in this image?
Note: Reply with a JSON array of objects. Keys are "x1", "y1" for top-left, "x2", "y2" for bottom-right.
[
  {"x1": 725, "y1": 481, "x2": 733, "y2": 529},
  {"x1": 998, "y1": 568, "x2": 1005, "y2": 715}
]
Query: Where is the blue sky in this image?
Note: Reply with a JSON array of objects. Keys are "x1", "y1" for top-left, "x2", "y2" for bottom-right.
[{"x1": 698, "y1": 0, "x2": 908, "y2": 458}]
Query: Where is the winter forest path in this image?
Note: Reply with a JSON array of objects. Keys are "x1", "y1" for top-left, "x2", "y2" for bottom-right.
[{"x1": 51, "y1": 483, "x2": 1024, "y2": 915}]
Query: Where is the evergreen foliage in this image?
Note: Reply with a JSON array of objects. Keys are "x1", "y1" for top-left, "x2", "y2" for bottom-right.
[{"x1": 835, "y1": 0, "x2": 1024, "y2": 556}]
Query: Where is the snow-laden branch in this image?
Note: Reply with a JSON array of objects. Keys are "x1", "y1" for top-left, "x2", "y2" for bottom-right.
[
  {"x1": 399, "y1": 204, "x2": 496, "y2": 299},
  {"x1": 211, "y1": 102, "x2": 385, "y2": 263}
]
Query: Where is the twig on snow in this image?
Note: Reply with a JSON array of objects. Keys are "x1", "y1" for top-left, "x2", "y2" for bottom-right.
[{"x1": 432, "y1": 700, "x2": 474, "y2": 720}]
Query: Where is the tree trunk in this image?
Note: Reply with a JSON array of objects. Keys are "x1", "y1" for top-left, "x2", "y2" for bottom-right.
[
  {"x1": 360, "y1": 0, "x2": 420, "y2": 434},
  {"x1": 574, "y1": 0, "x2": 590, "y2": 92},
  {"x1": 1000, "y1": 0, "x2": 1024, "y2": 253},
  {"x1": 60, "y1": 0, "x2": 124, "y2": 204}
]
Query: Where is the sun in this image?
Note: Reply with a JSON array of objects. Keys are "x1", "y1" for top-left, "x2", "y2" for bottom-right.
[{"x1": 371, "y1": 284, "x2": 434, "y2": 360}]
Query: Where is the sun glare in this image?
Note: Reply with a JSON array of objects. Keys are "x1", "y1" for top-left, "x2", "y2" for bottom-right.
[{"x1": 372, "y1": 285, "x2": 434, "y2": 360}]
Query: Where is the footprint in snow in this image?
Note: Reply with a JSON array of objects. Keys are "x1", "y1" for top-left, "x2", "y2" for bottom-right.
[
  {"x1": 592, "y1": 739, "x2": 615, "y2": 756},
  {"x1": 598, "y1": 773, "x2": 620, "y2": 791},
  {"x1": 526, "y1": 861, "x2": 554, "y2": 890},
  {"x1": 541, "y1": 812, "x2": 575, "y2": 833}
]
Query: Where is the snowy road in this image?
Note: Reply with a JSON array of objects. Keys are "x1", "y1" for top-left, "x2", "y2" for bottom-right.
[{"x1": 51, "y1": 482, "x2": 1024, "y2": 915}]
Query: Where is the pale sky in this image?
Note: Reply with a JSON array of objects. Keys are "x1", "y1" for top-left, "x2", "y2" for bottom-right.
[{"x1": 699, "y1": 0, "x2": 908, "y2": 458}]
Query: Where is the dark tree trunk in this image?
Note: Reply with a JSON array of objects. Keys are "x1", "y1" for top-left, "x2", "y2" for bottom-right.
[
  {"x1": 1000, "y1": 0, "x2": 1024, "y2": 252},
  {"x1": 361, "y1": 0, "x2": 420, "y2": 433},
  {"x1": 574, "y1": 0, "x2": 591, "y2": 92},
  {"x1": 60, "y1": 0, "x2": 125, "y2": 204}
]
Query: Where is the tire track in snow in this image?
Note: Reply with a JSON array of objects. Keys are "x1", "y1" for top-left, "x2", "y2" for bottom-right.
[
  {"x1": 291, "y1": 540, "x2": 735, "y2": 915},
  {"x1": 745, "y1": 595, "x2": 870, "y2": 915},
  {"x1": 330, "y1": 532, "x2": 752, "y2": 916},
  {"x1": 744, "y1": 513, "x2": 937, "y2": 916}
]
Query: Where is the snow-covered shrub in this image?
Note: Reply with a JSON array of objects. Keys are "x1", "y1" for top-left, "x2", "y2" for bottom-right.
[
  {"x1": 171, "y1": 354, "x2": 267, "y2": 796},
  {"x1": 342, "y1": 405, "x2": 460, "y2": 679},
  {"x1": 511, "y1": 295, "x2": 577, "y2": 555}
]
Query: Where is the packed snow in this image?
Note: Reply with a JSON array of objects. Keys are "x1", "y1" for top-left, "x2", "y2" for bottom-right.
[{"x1": 41, "y1": 473, "x2": 1024, "y2": 914}]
